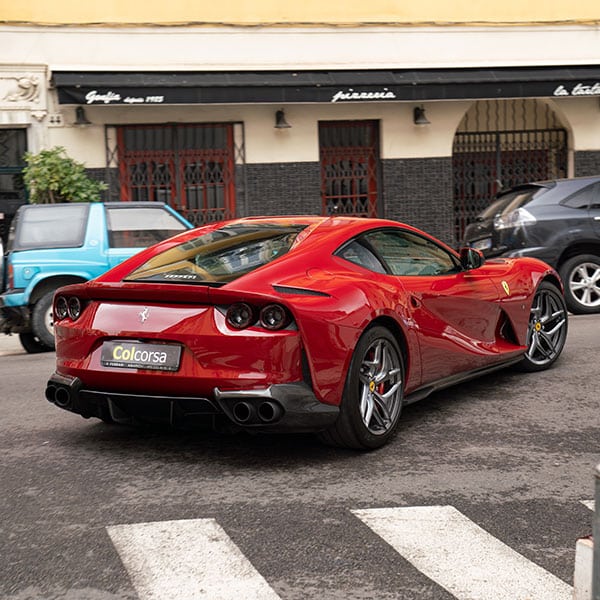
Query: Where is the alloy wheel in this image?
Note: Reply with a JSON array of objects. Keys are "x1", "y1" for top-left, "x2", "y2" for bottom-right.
[
  {"x1": 567, "y1": 261, "x2": 600, "y2": 310},
  {"x1": 525, "y1": 285, "x2": 568, "y2": 367},
  {"x1": 357, "y1": 338, "x2": 403, "y2": 435}
]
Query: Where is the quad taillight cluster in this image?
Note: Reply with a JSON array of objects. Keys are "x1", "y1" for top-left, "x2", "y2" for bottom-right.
[
  {"x1": 54, "y1": 295, "x2": 83, "y2": 321},
  {"x1": 225, "y1": 302, "x2": 293, "y2": 331},
  {"x1": 54, "y1": 296, "x2": 292, "y2": 331}
]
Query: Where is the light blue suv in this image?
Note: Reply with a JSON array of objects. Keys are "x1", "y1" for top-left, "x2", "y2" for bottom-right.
[{"x1": 0, "y1": 202, "x2": 192, "y2": 353}]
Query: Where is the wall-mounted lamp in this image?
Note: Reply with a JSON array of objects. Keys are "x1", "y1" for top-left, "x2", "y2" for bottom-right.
[
  {"x1": 274, "y1": 109, "x2": 291, "y2": 129},
  {"x1": 413, "y1": 106, "x2": 430, "y2": 126},
  {"x1": 74, "y1": 106, "x2": 91, "y2": 126}
]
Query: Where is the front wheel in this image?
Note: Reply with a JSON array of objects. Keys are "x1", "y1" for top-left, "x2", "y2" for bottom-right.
[
  {"x1": 318, "y1": 326, "x2": 404, "y2": 450},
  {"x1": 559, "y1": 254, "x2": 600, "y2": 314},
  {"x1": 516, "y1": 281, "x2": 568, "y2": 372}
]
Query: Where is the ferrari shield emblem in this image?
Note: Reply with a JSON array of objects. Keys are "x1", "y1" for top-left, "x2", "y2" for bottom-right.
[{"x1": 501, "y1": 281, "x2": 510, "y2": 296}]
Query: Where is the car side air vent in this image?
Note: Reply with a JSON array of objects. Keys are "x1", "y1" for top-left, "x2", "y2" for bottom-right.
[{"x1": 272, "y1": 285, "x2": 331, "y2": 297}]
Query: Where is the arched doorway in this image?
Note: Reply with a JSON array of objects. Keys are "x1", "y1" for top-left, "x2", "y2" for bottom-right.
[{"x1": 452, "y1": 99, "x2": 568, "y2": 243}]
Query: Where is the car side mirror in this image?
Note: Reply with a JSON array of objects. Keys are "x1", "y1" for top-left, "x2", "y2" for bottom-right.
[{"x1": 459, "y1": 247, "x2": 485, "y2": 270}]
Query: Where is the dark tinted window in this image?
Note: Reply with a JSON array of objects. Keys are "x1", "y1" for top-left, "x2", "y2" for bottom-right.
[
  {"x1": 106, "y1": 206, "x2": 188, "y2": 248},
  {"x1": 477, "y1": 195, "x2": 516, "y2": 220},
  {"x1": 336, "y1": 240, "x2": 386, "y2": 273},
  {"x1": 10, "y1": 204, "x2": 88, "y2": 251},
  {"x1": 125, "y1": 223, "x2": 306, "y2": 284},
  {"x1": 364, "y1": 229, "x2": 459, "y2": 276},
  {"x1": 561, "y1": 183, "x2": 598, "y2": 209},
  {"x1": 495, "y1": 189, "x2": 540, "y2": 217},
  {"x1": 590, "y1": 184, "x2": 600, "y2": 210}
]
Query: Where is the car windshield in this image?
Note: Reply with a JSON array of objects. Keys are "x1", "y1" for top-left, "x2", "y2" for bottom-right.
[{"x1": 125, "y1": 222, "x2": 307, "y2": 285}]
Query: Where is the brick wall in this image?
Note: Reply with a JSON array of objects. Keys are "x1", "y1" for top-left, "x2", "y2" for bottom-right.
[
  {"x1": 244, "y1": 162, "x2": 321, "y2": 216},
  {"x1": 574, "y1": 151, "x2": 600, "y2": 177},
  {"x1": 382, "y1": 157, "x2": 455, "y2": 246}
]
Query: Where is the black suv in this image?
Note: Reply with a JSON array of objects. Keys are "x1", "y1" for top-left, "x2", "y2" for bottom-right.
[{"x1": 463, "y1": 175, "x2": 600, "y2": 314}]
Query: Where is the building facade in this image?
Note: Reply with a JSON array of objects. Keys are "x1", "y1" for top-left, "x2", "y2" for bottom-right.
[{"x1": 2, "y1": 2, "x2": 600, "y2": 245}]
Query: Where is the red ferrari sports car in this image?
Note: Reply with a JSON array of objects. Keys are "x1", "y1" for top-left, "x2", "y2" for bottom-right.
[{"x1": 46, "y1": 216, "x2": 568, "y2": 449}]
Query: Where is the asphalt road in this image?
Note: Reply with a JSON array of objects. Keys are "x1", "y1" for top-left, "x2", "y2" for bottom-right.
[{"x1": 0, "y1": 315, "x2": 599, "y2": 599}]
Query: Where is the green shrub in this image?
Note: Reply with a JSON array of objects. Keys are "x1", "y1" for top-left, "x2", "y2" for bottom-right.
[{"x1": 23, "y1": 146, "x2": 107, "y2": 203}]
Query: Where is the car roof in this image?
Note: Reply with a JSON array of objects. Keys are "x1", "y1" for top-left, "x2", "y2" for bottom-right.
[
  {"x1": 499, "y1": 175, "x2": 600, "y2": 195},
  {"x1": 19, "y1": 201, "x2": 169, "y2": 209}
]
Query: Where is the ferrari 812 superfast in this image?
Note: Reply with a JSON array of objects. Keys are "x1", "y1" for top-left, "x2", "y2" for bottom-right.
[{"x1": 46, "y1": 216, "x2": 568, "y2": 449}]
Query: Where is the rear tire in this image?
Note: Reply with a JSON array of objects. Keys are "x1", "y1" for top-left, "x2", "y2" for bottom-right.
[
  {"x1": 19, "y1": 332, "x2": 53, "y2": 354},
  {"x1": 318, "y1": 326, "x2": 404, "y2": 450},
  {"x1": 31, "y1": 291, "x2": 56, "y2": 349},
  {"x1": 559, "y1": 254, "x2": 600, "y2": 314}
]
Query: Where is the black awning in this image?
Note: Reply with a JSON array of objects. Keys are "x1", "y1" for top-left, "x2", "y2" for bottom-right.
[{"x1": 53, "y1": 66, "x2": 600, "y2": 105}]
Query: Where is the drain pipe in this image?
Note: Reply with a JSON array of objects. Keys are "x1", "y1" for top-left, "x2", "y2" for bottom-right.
[{"x1": 594, "y1": 463, "x2": 600, "y2": 600}]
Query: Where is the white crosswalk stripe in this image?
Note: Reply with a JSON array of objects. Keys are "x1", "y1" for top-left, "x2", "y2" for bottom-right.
[
  {"x1": 106, "y1": 518, "x2": 281, "y2": 600},
  {"x1": 107, "y1": 505, "x2": 580, "y2": 599},
  {"x1": 352, "y1": 505, "x2": 572, "y2": 600}
]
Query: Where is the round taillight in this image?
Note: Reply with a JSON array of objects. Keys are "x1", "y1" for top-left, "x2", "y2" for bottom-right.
[
  {"x1": 55, "y1": 296, "x2": 68, "y2": 320},
  {"x1": 67, "y1": 297, "x2": 82, "y2": 320},
  {"x1": 226, "y1": 303, "x2": 254, "y2": 329},
  {"x1": 259, "y1": 304, "x2": 289, "y2": 330}
]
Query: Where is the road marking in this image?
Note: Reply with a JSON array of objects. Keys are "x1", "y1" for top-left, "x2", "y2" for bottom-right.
[
  {"x1": 581, "y1": 500, "x2": 595, "y2": 511},
  {"x1": 352, "y1": 505, "x2": 572, "y2": 600},
  {"x1": 106, "y1": 518, "x2": 281, "y2": 600}
]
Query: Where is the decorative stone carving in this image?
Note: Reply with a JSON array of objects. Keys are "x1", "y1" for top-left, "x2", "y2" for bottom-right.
[
  {"x1": 30, "y1": 110, "x2": 48, "y2": 121},
  {"x1": 3, "y1": 74, "x2": 41, "y2": 103}
]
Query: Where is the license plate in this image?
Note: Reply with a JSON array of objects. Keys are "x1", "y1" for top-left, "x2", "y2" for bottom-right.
[{"x1": 101, "y1": 341, "x2": 182, "y2": 371}]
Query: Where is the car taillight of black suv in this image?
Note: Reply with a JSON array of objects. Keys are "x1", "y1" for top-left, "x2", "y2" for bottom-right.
[{"x1": 463, "y1": 175, "x2": 600, "y2": 314}]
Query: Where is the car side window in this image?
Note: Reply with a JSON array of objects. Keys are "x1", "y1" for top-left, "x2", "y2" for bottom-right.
[
  {"x1": 588, "y1": 183, "x2": 600, "y2": 210},
  {"x1": 336, "y1": 240, "x2": 387, "y2": 273},
  {"x1": 364, "y1": 229, "x2": 460, "y2": 276},
  {"x1": 562, "y1": 184, "x2": 598, "y2": 209},
  {"x1": 13, "y1": 205, "x2": 88, "y2": 250},
  {"x1": 106, "y1": 206, "x2": 189, "y2": 248}
]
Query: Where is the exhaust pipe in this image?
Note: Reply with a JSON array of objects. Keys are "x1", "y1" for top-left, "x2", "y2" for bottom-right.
[
  {"x1": 54, "y1": 386, "x2": 72, "y2": 409},
  {"x1": 45, "y1": 384, "x2": 57, "y2": 403},
  {"x1": 232, "y1": 401, "x2": 255, "y2": 424},
  {"x1": 257, "y1": 401, "x2": 283, "y2": 423}
]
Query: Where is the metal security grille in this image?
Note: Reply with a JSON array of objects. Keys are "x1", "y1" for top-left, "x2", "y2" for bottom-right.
[
  {"x1": 452, "y1": 100, "x2": 568, "y2": 243},
  {"x1": 0, "y1": 128, "x2": 27, "y2": 243},
  {"x1": 319, "y1": 120, "x2": 380, "y2": 217},
  {"x1": 111, "y1": 123, "x2": 243, "y2": 226}
]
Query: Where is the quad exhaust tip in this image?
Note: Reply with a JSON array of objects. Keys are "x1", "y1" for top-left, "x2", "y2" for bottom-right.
[
  {"x1": 231, "y1": 400, "x2": 283, "y2": 425},
  {"x1": 45, "y1": 384, "x2": 73, "y2": 409}
]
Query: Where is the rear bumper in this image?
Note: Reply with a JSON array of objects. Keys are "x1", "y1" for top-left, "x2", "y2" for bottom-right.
[{"x1": 45, "y1": 372, "x2": 339, "y2": 433}]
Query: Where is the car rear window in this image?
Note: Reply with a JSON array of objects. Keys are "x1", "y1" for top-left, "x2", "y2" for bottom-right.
[
  {"x1": 10, "y1": 204, "x2": 89, "y2": 250},
  {"x1": 493, "y1": 188, "x2": 540, "y2": 218},
  {"x1": 106, "y1": 206, "x2": 188, "y2": 248},
  {"x1": 124, "y1": 223, "x2": 306, "y2": 285}
]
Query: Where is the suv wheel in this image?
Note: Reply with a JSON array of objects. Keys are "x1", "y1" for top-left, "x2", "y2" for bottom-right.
[
  {"x1": 559, "y1": 254, "x2": 600, "y2": 314},
  {"x1": 19, "y1": 332, "x2": 53, "y2": 354},
  {"x1": 31, "y1": 290, "x2": 56, "y2": 349}
]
